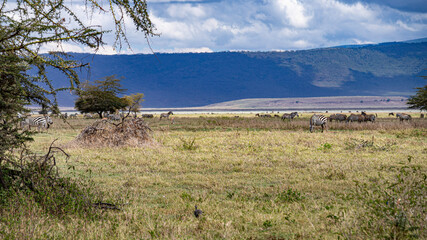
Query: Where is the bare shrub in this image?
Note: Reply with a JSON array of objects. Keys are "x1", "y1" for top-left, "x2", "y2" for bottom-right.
[
  {"x1": 71, "y1": 118, "x2": 152, "y2": 148},
  {"x1": 0, "y1": 141, "x2": 96, "y2": 216}
]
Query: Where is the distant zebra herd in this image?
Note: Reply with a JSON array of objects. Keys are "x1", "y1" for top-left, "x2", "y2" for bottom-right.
[
  {"x1": 254, "y1": 111, "x2": 421, "y2": 133},
  {"x1": 12, "y1": 110, "x2": 421, "y2": 134},
  {"x1": 256, "y1": 112, "x2": 299, "y2": 121}
]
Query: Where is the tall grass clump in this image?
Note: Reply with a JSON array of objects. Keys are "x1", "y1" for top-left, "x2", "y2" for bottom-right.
[
  {"x1": 345, "y1": 157, "x2": 426, "y2": 239},
  {"x1": 0, "y1": 142, "x2": 98, "y2": 217},
  {"x1": 0, "y1": 140, "x2": 103, "y2": 239},
  {"x1": 179, "y1": 137, "x2": 198, "y2": 150}
]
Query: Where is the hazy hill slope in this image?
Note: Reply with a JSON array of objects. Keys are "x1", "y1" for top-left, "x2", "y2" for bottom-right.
[
  {"x1": 47, "y1": 41, "x2": 427, "y2": 108},
  {"x1": 202, "y1": 96, "x2": 408, "y2": 110}
]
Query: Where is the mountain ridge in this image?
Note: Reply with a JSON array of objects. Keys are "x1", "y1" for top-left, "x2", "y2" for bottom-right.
[{"x1": 45, "y1": 40, "x2": 427, "y2": 108}]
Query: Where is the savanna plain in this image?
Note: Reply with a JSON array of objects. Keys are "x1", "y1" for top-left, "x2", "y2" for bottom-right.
[{"x1": 2, "y1": 113, "x2": 426, "y2": 239}]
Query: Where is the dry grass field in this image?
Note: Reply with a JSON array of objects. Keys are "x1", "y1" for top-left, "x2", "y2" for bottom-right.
[{"x1": 1, "y1": 113, "x2": 426, "y2": 239}]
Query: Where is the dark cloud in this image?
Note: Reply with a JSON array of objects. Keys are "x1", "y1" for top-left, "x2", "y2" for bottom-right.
[{"x1": 339, "y1": 0, "x2": 427, "y2": 13}]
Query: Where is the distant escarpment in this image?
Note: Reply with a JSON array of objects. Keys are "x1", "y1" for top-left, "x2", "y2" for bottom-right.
[{"x1": 45, "y1": 40, "x2": 427, "y2": 108}]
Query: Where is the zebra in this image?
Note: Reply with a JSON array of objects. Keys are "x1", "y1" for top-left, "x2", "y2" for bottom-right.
[
  {"x1": 281, "y1": 112, "x2": 299, "y2": 121},
  {"x1": 396, "y1": 113, "x2": 412, "y2": 122},
  {"x1": 160, "y1": 111, "x2": 173, "y2": 120},
  {"x1": 361, "y1": 112, "x2": 376, "y2": 122},
  {"x1": 347, "y1": 114, "x2": 364, "y2": 123},
  {"x1": 309, "y1": 114, "x2": 327, "y2": 132},
  {"x1": 141, "y1": 114, "x2": 154, "y2": 118},
  {"x1": 108, "y1": 114, "x2": 121, "y2": 121},
  {"x1": 21, "y1": 115, "x2": 53, "y2": 132},
  {"x1": 69, "y1": 113, "x2": 78, "y2": 119},
  {"x1": 255, "y1": 113, "x2": 272, "y2": 118},
  {"x1": 329, "y1": 114, "x2": 347, "y2": 122}
]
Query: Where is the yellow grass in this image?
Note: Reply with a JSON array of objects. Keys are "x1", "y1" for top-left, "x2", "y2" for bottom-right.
[{"x1": 2, "y1": 114, "x2": 426, "y2": 239}]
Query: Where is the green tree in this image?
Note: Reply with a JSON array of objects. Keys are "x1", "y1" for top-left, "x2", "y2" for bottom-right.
[
  {"x1": 75, "y1": 75, "x2": 128, "y2": 118},
  {"x1": 407, "y1": 84, "x2": 427, "y2": 111},
  {"x1": 123, "y1": 93, "x2": 145, "y2": 118},
  {"x1": 0, "y1": 0, "x2": 156, "y2": 209}
]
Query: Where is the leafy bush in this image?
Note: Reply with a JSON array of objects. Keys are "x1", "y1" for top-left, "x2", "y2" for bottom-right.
[
  {"x1": 180, "y1": 137, "x2": 198, "y2": 150},
  {"x1": 318, "y1": 142, "x2": 332, "y2": 151},
  {"x1": 277, "y1": 188, "x2": 305, "y2": 203},
  {"x1": 345, "y1": 138, "x2": 395, "y2": 151},
  {"x1": 347, "y1": 157, "x2": 426, "y2": 239},
  {"x1": 0, "y1": 142, "x2": 97, "y2": 217},
  {"x1": 263, "y1": 220, "x2": 273, "y2": 228}
]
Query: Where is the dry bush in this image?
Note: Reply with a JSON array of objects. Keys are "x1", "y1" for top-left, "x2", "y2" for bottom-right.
[{"x1": 70, "y1": 118, "x2": 153, "y2": 148}]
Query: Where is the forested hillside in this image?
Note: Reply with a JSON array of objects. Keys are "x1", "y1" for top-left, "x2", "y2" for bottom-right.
[{"x1": 46, "y1": 40, "x2": 427, "y2": 108}]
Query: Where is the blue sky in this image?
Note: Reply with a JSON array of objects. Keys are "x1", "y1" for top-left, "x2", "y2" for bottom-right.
[{"x1": 43, "y1": 0, "x2": 427, "y2": 54}]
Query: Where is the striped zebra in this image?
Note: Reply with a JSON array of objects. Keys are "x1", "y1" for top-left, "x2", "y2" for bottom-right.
[
  {"x1": 21, "y1": 115, "x2": 53, "y2": 132},
  {"x1": 255, "y1": 113, "x2": 272, "y2": 118},
  {"x1": 396, "y1": 113, "x2": 412, "y2": 122},
  {"x1": 160, "y1": 111, "x2": 173, "y2": 120},
  {"x1": 281, "y1": 112, "x2": 299, "y2": 121},
  {"x1": 84, "y1": 113, "x2": 93, "y2": 119},
  {"x1": 108, "y1": 114, "x2": 121, "y2": 121},
  {"x1": 347, "y1": 114, "x2": 364, "y2": 123},
  {"x1": 329, "y1": 113, "x2": 347, "y2": 122},
  {"x1": 309, "y1": 114, "x2": 327, "y2": 132},
  {"x1": 141, "y1": 114, "x2": 154, "y2": 118},
  {"x1": 361, "y1": 112, "x2": 376, "y2": 122}
]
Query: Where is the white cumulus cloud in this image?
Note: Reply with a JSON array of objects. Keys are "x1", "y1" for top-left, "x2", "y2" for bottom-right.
[{"x1": 37, "y1": 0, "x2": 427, "y2": 53}]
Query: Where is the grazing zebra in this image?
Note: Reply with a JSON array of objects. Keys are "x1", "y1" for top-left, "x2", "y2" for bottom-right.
[
  {"x1": 329, "y1": 114, "x2": 347, "y2": 122},
  {"x1": 108, "y1": 114, "x2": 121, "y2": 121},
  {"x1": 84, "y1": 113, "x2": 93, "y2": 119},
  {"x1": 21, "y1": 115, "x2": 53, "y2": 132},
  {"x1": 347, "y1": 114, "x2": 364, "y2": 123},
  {"x1": 396, "y1": 113, "x2": 412, "y2": 122},
  {"x1": 309, "y1": 114, "x2": 327, "y2": 132},
  {"x1": 361, "y1": 112, "x2": 376, "y2": 122},
  {"x1": 141, "y1": 114, "x2": 154, "y2": 118},
  {"x1": 255, "y1": 113, "x2": 271, "y2": 118},
  {"x1": 160, "y1": 111, "x2": 173, "y2": 120},
  {"x1": 281, "y1": 112, "x2": 299, "y2": 121}
]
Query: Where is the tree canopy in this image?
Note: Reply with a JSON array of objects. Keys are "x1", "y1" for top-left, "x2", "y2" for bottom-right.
[
  {"x1": 407, "y1": 84, "x2": 427, "y2": 111},
  {"x1": 75, "y1": 75, "x2": 128, "y2": 118},
  {"x1": 123, "y1": 93, "x2": 145, "y2": 117}
]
